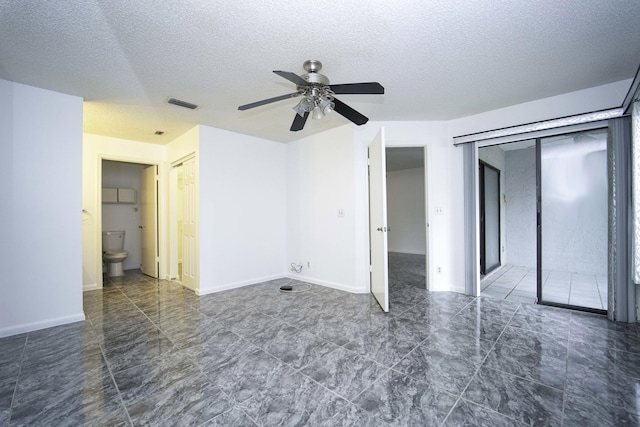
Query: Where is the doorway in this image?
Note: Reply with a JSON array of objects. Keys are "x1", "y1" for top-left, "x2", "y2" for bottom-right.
[
  {"x1": 386, "y1": 147, "x2": 429, "y2": 293},
  {"x1": 101, "y1": 160, "x2": 158, "y2": 279},
  {"x1": 368, "y1": 131, "x2": 430, "y2": 312},
  {"x1": 170, "y1": 155, "x2": 198, "y2": 292}
]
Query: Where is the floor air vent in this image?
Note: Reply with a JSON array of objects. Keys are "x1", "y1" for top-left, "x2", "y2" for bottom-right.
[{"x1": 168, "y1": 98, "x2": 198, "y2": 110}]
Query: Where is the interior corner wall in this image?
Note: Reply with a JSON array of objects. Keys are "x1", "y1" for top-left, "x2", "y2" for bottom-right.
[
  {"x1": 198, "y1": 125, "x2": 286, "y2": 294},
  {"x1": 387, "y1": 168, "x2": 426, "y2": 255},
  {"x1": 0, "y1": 80, "x2": 84, "y2": 338},
  {"x1": 285, "y1": 125, "x2": 364, "y2": 292},
  {"x1": 82, "y1": 134, "x2": 166, "y2": 290}
]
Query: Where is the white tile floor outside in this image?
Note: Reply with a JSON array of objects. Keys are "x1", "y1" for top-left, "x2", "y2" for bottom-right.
[{"x1": 481, "y1": 264, "x2": 607, "y2": 310}]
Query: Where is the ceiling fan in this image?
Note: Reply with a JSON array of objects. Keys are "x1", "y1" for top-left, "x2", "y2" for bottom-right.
[{"x1": 238, "y1": 60, "x2": 384, "y2": 132}]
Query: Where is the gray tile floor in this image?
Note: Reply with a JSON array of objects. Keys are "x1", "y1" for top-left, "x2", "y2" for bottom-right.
[
  {"x1": 1, "y1": 264, "x2": 639, "y2": 426},
  {"x1": 482, "y1": 264, "x2": 608, "y2": 310}
]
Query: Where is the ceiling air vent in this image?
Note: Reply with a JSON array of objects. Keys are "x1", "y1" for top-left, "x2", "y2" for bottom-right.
[{"x1": 168, "y1": 97, "x2": 198, "y2": 110}]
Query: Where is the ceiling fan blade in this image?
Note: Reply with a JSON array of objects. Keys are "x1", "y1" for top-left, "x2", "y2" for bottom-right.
[
  {"x1": 329, "y1": 82, "x2": 385, "y2": 95},
  {"x1": 332, "y1": 98, "x2": 369, "y2": 125},
  {"x1": 238, "y1": 92, "x2": 300, "y2": 110},
  {"x1": 290, "y1": 111, "x2": 309, "y2": 131},
  {"x1": 273, "y1": 70, "x2": 310, "y2": 86}
]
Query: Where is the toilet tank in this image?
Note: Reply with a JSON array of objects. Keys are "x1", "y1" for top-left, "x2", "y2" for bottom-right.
[{"x1": 102, "y1": 231, "x2": 125, "y2": 252}]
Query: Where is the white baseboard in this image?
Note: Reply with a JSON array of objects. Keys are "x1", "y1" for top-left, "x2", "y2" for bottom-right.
[
  {"x1": 181, "y1": 280, "x2": 197, "y2": 293},
  {"x1": 430, "y1": 283, "x2": 466, "y2": 294},
  {"x1": 197, "y1": 273, "x2": 286, "y2": 296},
  {"x1": 287, "y1": 274, "x2": 368, "y2": 294},
  {"x1": 194, "y1": 273, "x2": 368, "y2": 296},
  {"x1": 388, "y1": 249, "x2": 426, "y2": 255},
  {"x1": 83, "y1": 283, "x2": 100, "y2": 292},
  {"x1": 0, "y1": 313, "x2": 86, "y2": 338}
]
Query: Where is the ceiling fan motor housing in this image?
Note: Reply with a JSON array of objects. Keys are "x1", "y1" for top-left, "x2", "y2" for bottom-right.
[{"x1": 301, "y1": 60, "x2": 330, "y2": 86}]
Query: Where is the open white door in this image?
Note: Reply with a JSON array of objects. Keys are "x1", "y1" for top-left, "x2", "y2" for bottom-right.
[
  {"x1": 369, "y1": 128, "x2": 389, "y2": 312},
  {"x1": 140, "y1": 165, "x2": 158, "y2": 278},
  {"x1": 181, "y1": 157, "x2": 197, "y2": 290}
]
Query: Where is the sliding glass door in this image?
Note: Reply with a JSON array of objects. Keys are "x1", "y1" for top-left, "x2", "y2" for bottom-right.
[
  {"x1": 538, "y1": 129, "x2": 608, "y2": 311},
  {"x1": 479, "y1": 162, "x2": 501, "y2": 275}
]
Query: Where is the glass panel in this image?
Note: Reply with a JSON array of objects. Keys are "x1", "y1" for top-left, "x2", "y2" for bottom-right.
[
  {"x1": 633, "y1": 101, "x2": 640, "y2": 285},
  {"x1": 540, "y1": 129, "x2": 608, "y2": 310},
  {"x1": 484, "y1": 166, "x2": 500, "y2": 272}
]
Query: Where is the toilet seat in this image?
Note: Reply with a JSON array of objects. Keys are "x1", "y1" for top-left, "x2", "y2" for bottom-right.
[{"x1": 104, "y1": 250, "x2": 128, "y2": 258}]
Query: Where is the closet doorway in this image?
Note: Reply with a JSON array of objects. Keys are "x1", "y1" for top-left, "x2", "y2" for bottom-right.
[{"x1": 170, "y1": 155, "x2": 198, "y2": 292}]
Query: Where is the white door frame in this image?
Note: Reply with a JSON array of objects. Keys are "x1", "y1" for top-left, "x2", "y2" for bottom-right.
[
  {"x1": 372, "y1": 143, "x2": 432, "y2": 292},
  {"x1": 169, "y1": 153, "x2": 198, "y2": 292},
  {"x1": 94, "y1": 154, "x2": 164, "y2": 288}
]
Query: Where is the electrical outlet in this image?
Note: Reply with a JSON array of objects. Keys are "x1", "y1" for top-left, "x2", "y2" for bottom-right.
[
  {"x1": 435, "y1": 207, "x2": 444, "y2": 215},
  {"x1": 437, "y1": 266, "x2": 442, "y2": 274},
  {"x1": 338, "y1": 209, "x2": 345, "y2": 218},
  {"x1": 307, "y1": 261, "x2": 310, "y2": 268}
]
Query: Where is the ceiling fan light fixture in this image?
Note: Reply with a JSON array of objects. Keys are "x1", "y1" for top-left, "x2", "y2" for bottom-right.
[
  {"x1": 319, "y1": 97, "x2": 334, "y2": 115},
  {"x1": 293, "y1": 100, "x2": 306, "y2": 117},
  {"x1": 312, "y1": 105, "x2": 325, "y2": 120},
  {"x1": 293, "y1": 96, "x2": 315, "y2": 117}
]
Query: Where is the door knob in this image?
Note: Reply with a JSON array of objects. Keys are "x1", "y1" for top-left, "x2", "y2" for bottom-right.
[{"x1": 139, "y1": 225, "x2": 144, "y2": 229}]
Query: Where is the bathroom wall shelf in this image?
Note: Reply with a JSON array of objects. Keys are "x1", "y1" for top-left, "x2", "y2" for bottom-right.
[{"x1": 102, "y1": 187, "x2": 136, "y2": 204}]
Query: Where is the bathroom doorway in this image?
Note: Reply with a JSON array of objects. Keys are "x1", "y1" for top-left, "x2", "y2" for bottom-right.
[{"x1": 101, "y1": 159, "x2": 158, "y2": 279}]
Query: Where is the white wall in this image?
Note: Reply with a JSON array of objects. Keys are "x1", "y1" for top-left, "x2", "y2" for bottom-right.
[
  {"x1": 0, "y1": 80, "x2": 84, "y2": 338},
  {"x1": 82, "y1": 134, "x2": 166, "y2": 290},
  {"x1": 505, "y1": 148, "x2": 537, "y2": 268},
  {"x1": 198, "y1": 125, "x2": 287, "y2": 294},
  {"x1": 101, "y1": 160, "x2": 145, "y2": 270},
  {"x1": 448, "y1": 80, "x2": 631, "y2": 138},
  {"x1": 286, "y1": 125, "x2": 363, "y2": 292},
  {"x1": 387, "y1": 168, "x2": 426, "y2": 255}
]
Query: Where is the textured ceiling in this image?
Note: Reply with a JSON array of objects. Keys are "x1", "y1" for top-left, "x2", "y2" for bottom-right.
[{"x1": 1, "y1": 0, "x2": 639, "y2": 144}]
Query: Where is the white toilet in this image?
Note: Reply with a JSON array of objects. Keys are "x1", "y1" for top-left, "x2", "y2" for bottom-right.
[{"x1": 102, "y1": 231, "x2": 129, "y2": 277}]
